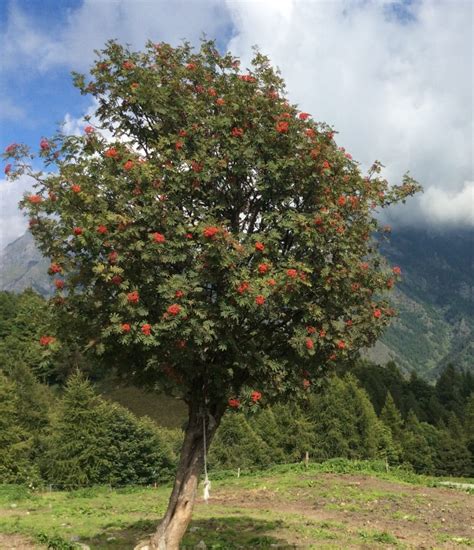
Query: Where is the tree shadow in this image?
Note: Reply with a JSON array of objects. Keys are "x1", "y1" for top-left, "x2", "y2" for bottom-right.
[
  {"x1": 182, "y1": 516, "x2": 296, "y2": 549},
  {"x1": 82, "y1": 516, "x2": 296, "y2": 549}
]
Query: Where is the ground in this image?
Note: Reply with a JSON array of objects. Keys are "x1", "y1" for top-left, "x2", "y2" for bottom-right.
[{"x1": 0, "y1": 463, "x2": 472, "y2": 549}]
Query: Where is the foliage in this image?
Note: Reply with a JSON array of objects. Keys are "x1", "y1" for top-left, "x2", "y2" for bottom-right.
[
  {"x1": 3, "y1": 40, "x2": 420, "y2": 410},
  {"x1": 42, "y1": 373, "x2": 179, "y2": 487},
  {"x1": 306, "y1": 374, "x2": 392, "y2": 461},
  {"x1": 209, "y1": 413, "x2": 273, "y2": 470},
  {"x1": 0, "y1": 372, "x2": 40, "y2": 484}
]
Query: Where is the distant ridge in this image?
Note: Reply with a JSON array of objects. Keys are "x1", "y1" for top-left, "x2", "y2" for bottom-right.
[
  {"x1": 0, "y1": 231, "x2": 52, "y2": 296},
  {"x1": 0, "y1": 228, "x2": 472, "y2": 379}
]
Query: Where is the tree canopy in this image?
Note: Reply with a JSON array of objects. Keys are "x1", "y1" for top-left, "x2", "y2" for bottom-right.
[
  {"x1": 4, "y1": 39, "x2": 419, "y2": 408},
  {"x1": 3, "y1": 39, "x2": 421, "y2": 549}
]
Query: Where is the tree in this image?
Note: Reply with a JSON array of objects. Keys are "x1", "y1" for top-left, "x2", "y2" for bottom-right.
[
  {"x1": 0, "y1": 372, "x2": 40, "y2": 484},
  {"x1": 463, "y1": 394, "x2": 474, "y2": 476},
  {"x1": 380, "y1": 391, "x2": 404, "y2": 463},
  {"x1": 43, "y1": 373, "x2": 178, "y2": 487},
  {"x1": 433, "y1": 428, "x2": 471, "y2": 477},
  {"x1": 380, "y1": 392, "x2": 404, "y2": 443},
  {"x1": 307, "y1": 374, "x2": 389, "y2": 461},
  {"x1": 42, "y1": 372, "x2": 111, "y2": 487},
  {"x1": 209, "y1": 412, "x2": 273, "y2": 470},
  {"x1": 401, "y1": 411, "x2": 434, "y2": 473},
  {"x1": 3, "y1": 40, "x2": 419, "y2": 549},
  {"x1": 436, "y1": 364, "x2": 464, "y2": 418}
]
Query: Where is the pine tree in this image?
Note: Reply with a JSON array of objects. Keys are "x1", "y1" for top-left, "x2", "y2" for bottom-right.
[
  {"x1": 308, "y1": 375, "x2": 387, "y2": 461},
  {"x1": 433, "y1": 428, "x2": 471, "y2": 477},
  {"x1": 209, "y1": 412, "x2": 273, "y2": 470},
  {"x1": 463, "y1": 394, "x2": 474, "y2": 476},
  {"x1": 0, "y1": 372, "x2": 39, "y2": 484},
  {"x1": 307, "y1": 377, "x2": 351, "y2": 460},
  {"x1": 380, "y1": 392, "x2": 404, "y2": 443},
  {"x1": 43, "y1": 372, "x2": 110, "y2": 487},
  {"x1": 249, "y1": 407, "x2": 287, "y2": 464},
  {"x1": 265, "y1": 403, "x2": 315, "y2": 462},
  {"x1": 102, "y1": 406, "x2": 179, "y2": 486},
  {"x1": 401, "y1": 411, "x2": 434, "y2": 474},
  {"x1": 44, "y1": 373, "x2": 180, "y2": 487},
  {"x1": 436, "y1": 364, "x2": 464, "y2": 418},
  {"x1": 380, "y1": 392, "x2": 404, "y2": 462}
]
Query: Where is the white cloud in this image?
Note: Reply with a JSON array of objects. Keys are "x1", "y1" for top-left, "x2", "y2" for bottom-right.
[
  {"x1": 0, "y1": 174, "x2": 34, "y2": 251},
  {"x1": 0, "y1": 97, "x2": 26, "y2": 122},
  {"x1": 2, "y1": 0, "x2": 231, "y2": 72},
  {"x1": 419, "y1": 181, "x2": 474, "y2": 226},
  {"x1": 226, "y1": 0, "x2": 473, "y2": 227},
  {"x1": 1, "y1": 0, "x2": 472, "y2": 239}
]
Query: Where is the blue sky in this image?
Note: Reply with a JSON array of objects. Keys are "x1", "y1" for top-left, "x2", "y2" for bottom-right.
[{"x1": 1, "y1": 0, "x2": 472, "y2": 249}]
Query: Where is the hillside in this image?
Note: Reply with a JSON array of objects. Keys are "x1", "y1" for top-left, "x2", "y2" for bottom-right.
[
  {"x1": 0, "y1": 228, "x2": 472, "y2": 379},
  {"x1": 0, "y1": 463, "x2": 472, "y2": 549},
  {"x1": 0, "y1": 232, "x2": 51, "y2": 296},
  {"x1": 375, "y1": 228, "x2": 473, "y2": 379}
]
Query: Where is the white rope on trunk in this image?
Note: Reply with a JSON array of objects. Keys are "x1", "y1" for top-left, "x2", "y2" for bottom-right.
[{"x1": 202, "y1": 414, "x2": 211, "y2": 503}]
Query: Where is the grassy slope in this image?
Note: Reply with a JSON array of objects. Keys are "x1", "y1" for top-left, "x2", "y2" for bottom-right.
[
  {"x1": 1, "y1": 462, "x2": 472, "y2": 549},
  {"x1": 96, "y1": 380, "x2": 187, "y2": 429}
]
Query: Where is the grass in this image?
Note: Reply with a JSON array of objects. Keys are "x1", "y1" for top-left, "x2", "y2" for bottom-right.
[{"x1": 0, "y1": 461, "x2": 472, "y2": 549}]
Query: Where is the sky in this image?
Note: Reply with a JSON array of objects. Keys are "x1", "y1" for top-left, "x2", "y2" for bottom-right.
[{"x1": 0, "y1": 0, "x2": 473, "y2": 250}]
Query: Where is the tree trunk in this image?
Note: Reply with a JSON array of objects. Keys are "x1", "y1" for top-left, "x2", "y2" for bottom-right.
[{"x1": 135, "y1": 400, "x2": 224, "y2": 550}]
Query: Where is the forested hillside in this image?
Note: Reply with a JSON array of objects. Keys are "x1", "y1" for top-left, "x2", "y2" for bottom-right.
[
  {"x1": 1, "y1": 289, "x2": 472, "y2": 486},
  {"x1": 1, "y1": 228, "x2": 471, "y2": 378},
  {"x1": 377, "y1": 228, "x2": 473, "y2": 378}
]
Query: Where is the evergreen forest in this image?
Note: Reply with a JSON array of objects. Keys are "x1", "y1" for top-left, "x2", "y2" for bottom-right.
[{"x1": 1, "y1": 290, "x2": 473, "y2": 489}]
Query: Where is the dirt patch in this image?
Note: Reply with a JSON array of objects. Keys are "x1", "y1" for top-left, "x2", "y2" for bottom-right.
[
  {"x1": 205, "y1": 473, "x2": 474, "y2": 548},
  {"x1": 0, "y1": 534, "x2": 45, "y2": 549}
]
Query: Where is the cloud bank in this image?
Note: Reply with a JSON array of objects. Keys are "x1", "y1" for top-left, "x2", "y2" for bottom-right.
[
  {"x1": 1, "y1": 0, "x2": 472, "y2": 249},
  {"x1": 226, "y1": 0, "x2": 473, "y2": 227}
]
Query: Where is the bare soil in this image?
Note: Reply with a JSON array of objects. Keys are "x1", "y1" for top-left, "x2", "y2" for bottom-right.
[
  {"x1": 206, "y1": 473, "x2": 474, "y2": 549},
  {"x1": 0, "y1": 534, "x2": 45, "y2": 550}
]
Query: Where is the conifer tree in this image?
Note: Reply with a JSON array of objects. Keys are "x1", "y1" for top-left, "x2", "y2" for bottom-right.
[
  {"x1": 433, "y1": 428, "x2": 471, "y2": 477},
  {"x1": 380, "y1": 392, "x2": 404, "y2": 443},
  {"x1": 102, "y1": 405, "x2": 178, "y2": 486},
  {"x1": 436, "y1": 364, "x2": 464, "y2": 417},
  {"x1": 463, "y1": 394, "x2": 474, "y2": 476},
  {"x1": 308, "y1": 375, "x2": 386, "y2": 460},
  {"x1": 249, "y1": 407, "x2": 287, "y2": 464},
  {"x1": 380, "y1": 392, "x2": 404, "y2": 460},
  {"x1": 209, "y1": 412, "x2": 272, "y2": 470},
  {"x1": 0, "y1": 372, "x2": 39, "y2": 484},
  {"x1": 43, "y1": 372, "x2": 110, "y2": 487},
  {"x1": 401, "y1": 411, "x2": 434, "y2": 474},
  {"x1": 44, "y1": 373, "x2": 179, "y2": 487},
  {"x1": 263, "y1": 402, "x2": 315, "y2": 462}
]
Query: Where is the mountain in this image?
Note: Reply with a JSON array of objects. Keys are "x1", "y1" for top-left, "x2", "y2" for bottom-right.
[
  {"x1": 373, "y1": 228, "x2": 473, "y2": 379},
  {"x1": 0, "y1": 232, "x2": 52, "y2": 296},
  {"x1": 1, "y1": 228, "x2": 472, "y2": 380}
]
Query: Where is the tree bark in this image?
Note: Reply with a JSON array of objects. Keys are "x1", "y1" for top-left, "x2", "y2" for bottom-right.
[{"x1": 135, "y1": 400, "x2": 224, "y2": 550}]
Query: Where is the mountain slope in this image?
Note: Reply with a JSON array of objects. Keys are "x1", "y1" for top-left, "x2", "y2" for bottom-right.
[
  {"x1": 1, "y1": 228, "x2": 472, "y2": 379},
  {"x1": 0, "y1": 232, "x2": 52, "y2": 296},
  {"x1": 376, "y1": 228, "x2": 473, "y2": 378}
]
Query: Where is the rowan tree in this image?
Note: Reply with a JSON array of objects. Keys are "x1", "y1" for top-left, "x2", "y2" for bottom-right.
[{"x1": 3, "y1": 39, "x2": 420, "y2": 549}]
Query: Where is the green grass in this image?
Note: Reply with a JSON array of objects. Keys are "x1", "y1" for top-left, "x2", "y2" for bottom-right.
[{"x1": 1, "y1": 461, "x2": 472, "y2": 549}]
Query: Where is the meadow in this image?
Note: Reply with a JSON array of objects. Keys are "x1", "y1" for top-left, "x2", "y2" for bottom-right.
[{"x1": 1, "y1": 461, "x2": 473, "y2": 549}]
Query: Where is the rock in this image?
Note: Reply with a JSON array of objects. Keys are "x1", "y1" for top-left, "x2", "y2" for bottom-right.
[{"x1": 195, "y1": 541, "x2": 207, "y2": 550}]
